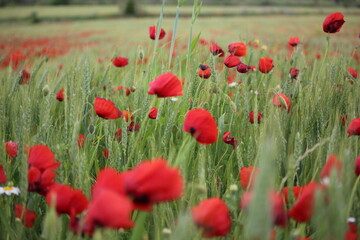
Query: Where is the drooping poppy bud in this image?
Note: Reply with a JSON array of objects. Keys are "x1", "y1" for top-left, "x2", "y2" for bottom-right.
[
  {"x1": 94, "y1": 97, "x2": 121, "y2": 120},
  {"x1": 272, "y1": 93, "x2": 291, "y2": 112},
  {"x1": 224, "y1": 55, "x2": 241, "y2": 68},
  {"x1": 111, "y1": 57, "x2": 128, "y2": 67},
  {"x1": 355, "y1": 155, "x2": 360, "y2": 176},
  {"x1": 289, "y1": 67, "x2": 299, "y2": 79},
  {"x1": 222, "y1": 132, "x2": 237, "y2": 149},
  {"x1": 198, "y1": 64, "x2": 212, "y2": 79},
  {"x1": 56, "y1": 88, "x2": 64, "y2": 102},
  {"x1": 347, "y1": 118, "x2": 360, "y2": 136},
  {"x1": 258, "y1": 57, "x2": 274, "y2": 73},
  {"x1": 239, "y1": 166, "x2": 259, "y2": 190},
  {"x1": 228, "y1": 42, "x2": 247, "y2": 57},
  {"x1": 236, "y1": 63, "x2": 251, "y2": 73},
  {"x1": 5, "y1": 141, "x2": 18, "y2": 158},
  {"x1": 148, "y1": 72, "x2": 183, "y2": 98},
  {"x1": 347, "y1": 67, "x2": 358, "y2": 79},
  {"x1": 323, "y1": 12, "x2": 345, "y2": 34},
  {"x1": 14, "y1": 204, "x2": 37, "y2": 228},
  {"x1": 288, "y1": 37, "x2": 300, "y2": 47},
  {"x1": 0, "y1": 165, "x2": 6, "y2": 184},
  {"x1": 248, "y1": 111, "x2": 263, "y2": 124},
  {"x1": 148, "y1": 107, "x2": 158, "y2": 119},
  {"x1": 148, "y1": 25, "x2": 166, "y2": 40},
  {"x1": 191, "y1": 198, "x2": 232, "y2": 238},
  {"x1": 209, "y1": 42, "x2": 225, "y2": 57},
  {"x1": 19, "y1": 69, "x2": 30, "y2": 85},
  {"x1": 183, "y1": 109, "x2": 218, "y2": 145},
  {"x1": 320, "y1": 154, "x2": 342, "y2": 183}
]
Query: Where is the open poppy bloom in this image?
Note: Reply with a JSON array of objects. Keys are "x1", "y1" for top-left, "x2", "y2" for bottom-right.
[
  {"x1": 224, "y1": 55, "x2": 241, "y2": 68},
  {"x1": 19, "y1": 69, "x2": 30, "y2": 85},
  {"x1": 148, "y1": 107, "x2": 158, "y2": 119},
  {"x1": 288, "y1": 37, "x2": 300, "y2": 47},
  {"x1": 198, "y1": 64, "x2": 212, "y2": 79},
  {"x1": 320, "y1": 154, "x2": 342, "y2": 183},
  {"x1": 148, "y1": 25, "x2": 166, "y2": 40},
  {"x1": 191, "y1": 197, "x2": 231, "y2": 238},
  {"x1": 209, "y1": 42, "x2": 224, "y2": 57},
  {"x1": 123, "y1": 158, "x2": 183, "y2": 210},
  {"x1": 289, "y1": 68, "x2": 299, "y2": 79},
  {"x1": 347, "y1": 117, "x2": 360, "y2": 136},
  {"x1": 272, "y1": 93, "x2": 291, "y2": 112},
  {"x1": 258, "y1": 57, "x2": 274, "y2": 73},
  {"x1": 355, "y1": 155, "x2": 360, "y2": 176},
  {"x1": 0, "y1": 165, "x2": 6, "y2": 184},
  {"x1": 347, "y1": 67, "x2": 358, "y2": 79},
  {"x1": 5, "y1": 141, "x2": 18, "y2": 158},
  {"x1": 239, "y1": 166, "x2": 259, "y2": 190},
  {"x1": 148, "y1": 72, "x2": 183, "y2": 98},
  {"x1": 56, "y1": 88, "x2": 64, "y2": 102},
  {"x1": 323, "y1": 12, "x2": 345, "y2": 33},
  {"x1": 248, "y1": 111, "x2": 263, "y2": 124},
  {"x1": 222, "y1": 132, "x2": 237, "y2": 149},
  {"x1": 111, "y1": 57, "x2": 128, "y2": 67},
  {"x1": 183, "y1": 109, "x2": 218, "y2": 145},
  {"x1": 94, "y1": 97, "x2": 121, "y2": 120},
  {"x1": 228, "y1": 42, "x2": 247, "y2": 57},
  {"x1": 92, "y1": 167, "x2": 125, "y2": 199},
  {"x1": 15, "y1": 204, "x2": 37, "y2": 228}
]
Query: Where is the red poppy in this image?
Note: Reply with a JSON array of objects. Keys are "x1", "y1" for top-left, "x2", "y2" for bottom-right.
[
  {"x1": 127, "y1": 122, "x2": 140, "y2": 132},
  {"x1": 191, "y1": 197, "x2": 231, "y2": 238},
  {"x1": 355, "y1": 155, "x2": 360, "y2": 176},
  {"x1": 103, "y1": 149, "x2": 109, "y2": 159},
  {"x1": 198, "y1": 64, "x2": 212, "y2": 79},
  {"x1": 46, "y1": 183, "x2": 88, "y2": 217},
  {"x1": 94, "y1": 97, "x2": 120, "y2": 120},
  {"x1": 19, "y1": 69, "x2": 30, "y2": 85},
  {"x1": 289, "y1": 68, "x2": 299, "y2": 79},
  {"x1": 28, "y1": 145, "x2": 60, "y2": 172},
  {"x1": 236, "y1": 63, "x2": 251, "y2": 73},
  {"x1": 92, "y1": 167, "x2": 125, "y2": 199},
  {"x1": 119, "y1": 110, "x2": 133, "y2": 122},
  {"x1": 148, "y1": 25, "x2": 166, "y2": 40},
  {"x1": 123, "y1": 158, "x2": 183, "y2": 210},
  {"x1": 258, "y1": 57, "x2": 274, "y2": 73},
  {"x1": 272, "y1": 93, "x2": 291, "y2": 112},
  {"x1": 77, "y1": 134, "x2": 85, "y2": 148},
  {"x1": 183, "y1": 109, "x2": 218, "y2": 145},
  {"x1": 56, "y1": 88, "x2": 64, "y2": 102},
  {"x1": 288, "y1": 37, "x2": 300, "y2": 47},
  {"x1": 5, "y1": 141, "x2": 18, "y2": 158},
  {"x1": 339, "y1": 115, "x2": 348, "y2": 126},
  {"x1": 228, "y1": 42, "x2": 247, "y2": 57},
  {"x1": 148, "y1": 107, "x2": 158, "y2": 119},
  {"x1": 28, "y1": 167, "x2": 57, "y2": 195},
  {"x1": 323, "y1": 12, "x2": 345, "y2": 33},
  {"x1": 111, "y1": 57, "x2": 128, "y2": 67},
  {"x1": 113, "y1": 86, "x2": 131, "y2": 96},
  {"x1": 288, "y1": 181, "x2": 319, "y2": 222},
  {"x1": 148, "y1": 72, "x2": 183, "y2": 98},
  {"x1": 239, "y1": 166, "x2": 259, "y2": 190},
  {"x1": 320, "y1": 154, "x2": 342, "y2": 182},
  {"x1": 209, "y1": 42, "x2": 225, "y2": 57},
  {"x1": 347, "y1": 118, "x2": 360, "y2": 136},
  {"x1": 248, "y1": 111, "x2": 263, "y2": 124},
  {"x1": 0, "y1": 165, "x2": 6, "y2": 184},
  {"x1": 347, "y1": 67, "x2": 358, "y2": 79},
  {"x1": 83, "y1": 190, "x2": 134, "y2": 235},
  {"x1": 14, "y1": 204, "x2": 37, "y2": 228},
  {"x1": 281, "y1": 186, "x2": 303, "y2": 204},
  {"x1": 222, "y1": 132, "x2": 237, "y2": 149},
  {"x1": 224, "y1": 55, "x2": 241, "y2": 68},
  {"x1": 345, "y1": 219, "x2": 358, "y2": 240}
]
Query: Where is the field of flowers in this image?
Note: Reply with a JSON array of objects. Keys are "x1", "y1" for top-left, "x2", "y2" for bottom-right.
[{"x1": 0, "y1": 1, "x2": 359, "y2": 240}]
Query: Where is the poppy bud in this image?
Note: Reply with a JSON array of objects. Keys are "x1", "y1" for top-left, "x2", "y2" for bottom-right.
[
  {"x1": 198, "y1": 64, "x2": 211, "y2": 79},
  {"x1": 289, "y1": 68, "x2": 299, "y2": 79},
  {"x1": 56, "y1": 88, "x2": 64, "y2": 102},
  {"x1": 236, "y1": 63, "x2": 251, "y2": 73},
  {"x1": 148, "y1": 107, "x2": 158, "y2": 119},
  {"x1": 323, "y1": 12, "x2": 345, "y2": 34},
  {"x1": 42, "y1": 85, "x2": 50, "y2": 96},
  {"x1": 5, "y1": 141, "x2": 18, "y2": 158},
  {"x1": 148, "y1": 25, "x2": 166, "y2": 40},
  {"x1": 347, "y1": 67, "x2": 358, "y2": 79},
  {"x1": 224, "y1": 55, "x2": 241, "y2": 68}
]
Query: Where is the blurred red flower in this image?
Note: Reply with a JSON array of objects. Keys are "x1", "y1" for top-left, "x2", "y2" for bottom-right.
[
  {"x1": 0, "y1": 165, "x2": 6, "y2": 184},
  {"x1": 209, "y1": 42, "x2": 224, "y2": 57},
  {"x1": 15, "y1": 204, "x2": 37, "y2": 228},
  {"x1": 320, "y1": 154, "x2": 342, "y2": 182},
  {"x1": 228, "y1": 42, "x2": 247, "y2": 57},
  {"x1": 347, "y1": 67, "x2": 358, "y2": 79},
  {"x1": 289, "y1": 67, "x2": 299, "y2": 79},
  {"x1": 347, "y1": 118, "x2": 360, "y2": 136},
  {"x1": 258, "y1": 57, "x2": 274, "y2": 73},
  {"x1": 148, "y1": 72, "x2": 183, "y2": 98},
  {"x1": 236, "y1": 63, "x2": 251, "y2": 73},
  {"x1": 248, "y1": 111, "x2": 263, "y2": 124},
  {"x1": 288, "y1": 37, "x2": 300, "y2": 47},
  {"x1": 149, "y1": 25, "x2": 166, "y2": 40},
  {"x1": 20, "y1": 69, "x2": 30, "y2": 85},
  {"x1": 77, "y1": 134, "x2": 85, "y2": 148},
  {"x1": 94, "y1": 97, "x2": 121, "y2": 120},
  {"x1": 148, "y1": 107, "x2": 158, "y2": 119},
  {"x1": 113, "y1": 86, "x2": 131, "y2": 96},
  {"x1": 239, "y1": 166, "x2": 259, "y2": 190},
  {"x1": 355, "y1": 155, "x2": 360, "y2": 176},
  {"x1": 281, "y1": 186, "x2": 303, "y2": 204},
  {"x1": 111, "y1": 57, "x2": 128, "y2": 67},
  {"x1": 323, "y1": 12, "x2": 345, "y2": 33},
  {"x1": 91, "y1": 167, "x2": 125, "y2": 199},
  {"x1": 222, "y1": 132, "x2": 237, "y2": 149},
  {"x1": 56, "y1": 88, "x2": 64, "y2": 102},
  {"x1": 5, "y1": 141, "x2": 18, "y2": 158},
  {"x1": 272, "y1": 93, "x2": 291, "y2": 112},
  {"x1": 198, "y1": 64, "x2": 212, "y2": 79},
  {"x1": 224, "y1": 55, "x2": 241, "y2": 68}
]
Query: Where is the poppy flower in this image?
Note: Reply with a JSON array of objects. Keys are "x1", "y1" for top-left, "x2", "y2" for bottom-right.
[
  {"x1": 320, "y1": 154, "x2": 342, "y2": 182},
  {"x1": 77, "y1": 134, "x2": 85, "y2": 148},
  {"x1": 339, "y1": 115, "x2": 348, "y2": 126},
  {"x1": 56, "y1": 88, "x2": 64, "y2": 102},
  {"x1": 281, "y1": 186, "x2": 303, "y2": 204},
  {"x1": 272, "y1": 93, "x2": 291, "y2": 112},
  {"x1": 228, "y1": 42, "x2": 247, "y2": 57},
  {"x1": 83, "y1": 190, "x2": 134, "y2": 236},
  {"x1": 355, "y1": 155, "x2": 360, "y2": 176},
  {"x1": 288, "y1": 37, "x2": 300, "y2": 47},
  {"x1": 113, "y1": 86, "x2": 131, "y2": 96},
  {"x1": 28, "y1": 145, "x2": 59, "y2": 172},
  {"x1": 103, "y1": 149, "x2": 109, "y2": 159},
  {"x1": 14, "y1": 204, "x2": 37, "y2": 228},
  {"x1": 191, "y1": 197, "x2": 231, "y2": 238},
  {"x1": 289, "y1": 68, "x2": 299, "y2": 79},
  {"x1": 46, "y1": 183, "x2": 88, "y2": 217},
  {"x1": 28, "y1": 167, "x2": 57, "y2": 195},
  {"x1": 19, "y1": 69, "x2": 30, "y2": 85},
  {"x1": 119, "y1": 110, "x2": 133, "y2": 122},
  {"x1": 127, "y1": 122, "x2": 140, "y2": 132},
  {"x1": 248, "y1": 111, "x2": 263, "y2": 124},
  {"x1": 288, "y1": 181, "x2": 319, "y2": 223},
  {"x1": 345, "y1": 218, "x2": 358, "y2": 240},
  {"x1": 123, "y1": 158, "x2": 183, "y2": 210},
  {"x1": 111, "y1": 57, "x2": 128, "y2": 67},
  {"x1": 239, "y1": 166, "x2": 259, "y2": 190},
  {"x1": 148, "y1": 107, "x2": 158, "y2": 119},
  {"x1": 94, "y1": 97, "x2": 120, "y2": 120},
  {"x1": 0, "y1": 165, "x2": 6, "y2": 184},
  {"x1": 323, "y1": 12, "x2": 345, "y2": 33},
  {"x1": 209, "y1": 42, "x2": 225, "y2": 57},
  {"x1": 222, "y1": 132, "x2": 237, "y2": 149},
  {"x1": 198, "y1": 64, "x2": 212, "y2": 79},
  {"x1": 148, "y1": 25, "x2": 166, "y2": 40},
  {"x1": 236, "y1": 63, "x2": 251, "y2": 73},
  {"x1": 148, "y1": 72, "x2": 183, "y2": 98},
  {"x1": 258, "y1": 57, "x2": 274, "y2": 73},
  {"x1": 183, "y1": 109, "x2": 218, "y2": 145},
  {"x1": 5, "y1": 141, "x2": 18, "y2": 158},
  {"x1": 347, "y1": 67, "x2": 358, "y2": 79},
  {"x1": 347, "y1": 118, "x2": 360, "y2": 136},
  {"x1": 224, "y1": 55, "x2": 241, "y2": 68},
  {"x1": 92, "y1": 167, "x2": 125, "y2": 199}
]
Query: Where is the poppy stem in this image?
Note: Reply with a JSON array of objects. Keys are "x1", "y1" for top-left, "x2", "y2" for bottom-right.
[
  {"x1": 168, "y1": 5, "x2": 180, "y2": 69},
  {"x1": 346, "y1": 175, "x2": 360, "y2": 218},
  {"x1": 130, "y1": 212, "x2": 149, "y2": 240}
]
